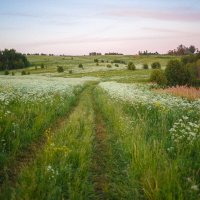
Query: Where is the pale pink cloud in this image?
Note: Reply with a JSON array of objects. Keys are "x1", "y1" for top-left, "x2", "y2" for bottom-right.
[{"x1": 104, "y1": 8, "x2": 200, "y2": 22}]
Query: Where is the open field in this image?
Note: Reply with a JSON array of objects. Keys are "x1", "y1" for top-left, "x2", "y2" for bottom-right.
[
  {"x1": 0, "y1": 55, "x2": 178, "y2": 76},
  {"x1": 0, "y1": 55, "x2": 200, "y2": 199}
]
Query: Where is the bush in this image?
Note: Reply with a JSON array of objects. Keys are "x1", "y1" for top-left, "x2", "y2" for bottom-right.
[
  {"x1": 57, "y1": 66, "x2": 64, "y2": 73},
  {"x1": 165, "y1": 60, "x2": 190, "y2": 86},
  {"x1": 11, "y1": 72, "x2": 15, "y2": 76},
  {"x1": 101, "y1": 60, "x2": 104, "y2": 63},
  {"x1": 150, "y1": 69, "x2": 167, "y2": 85},
  {"x1": 143, "y1": 63, "x2": 149, "y2": 69},
  {"x1": 41, "y1": 63, "x2": 44, "y2": 69},
  {"x1": 127, "y1": 62, "x2": 136, "y2": 70},
  {"x1": 96, "y1": 63, "x2": 99, "y2": 66},
  {"x1": 94, "y1": 59, "x2": 99, "y2": 63},
  {"x1": 78, "y1": 64, "x2": 83, "y2": 69},
  {"x1": 115, "y1": 64, "x2": 119, "y2": 67},
  {"x1": 107, "y1": 64, "x2": 112, "y2": 68},
  {"x1": 68, "y1": 70, "x2": 73, "y2": 74},
  {"x1": 21, "y1": 70, "x2": 26, "y2": 75},
  {"x1": 151, "y1": 62, "x2": 161, "y2": 69},
  {"x1": 4, "y1": 70, "x2": 9, "y2": 75}
]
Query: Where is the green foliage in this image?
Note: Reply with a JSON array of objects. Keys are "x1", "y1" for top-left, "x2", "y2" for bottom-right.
[
  {"x1": 150, "y1": 69, "x2": 167, "y2": 85},
  {"x1": 21, "y1": 70, "x2": 26, "y2": 75},
  {"x1": 0, "y1": 49, "x2": 30, "y2": 71},
  {"x1": 127, "y1": 62, "x2": 136, "y2": 70},
  {"x1": 4, "y1": 70, "x2": 9, "y2": 75},
  {"x1": 107, "y1": 64, "x2": 112, "y2": 68},
  {"x1": 78, "y1": 63, "x2": 83, "y2": 69},
  {"x1": 143, "y1": 63, "x2": 149, "y2": 69},
  {"x1": 11, "y1": 72, "x2": 15, "y2": 76},
  {"x1": 115, "y1": 64, "x2": 119, "y2": 67},
  {"x1": 165, "y1": 60, "x2": 190, "y2": 86},
  {"x1": 94, "y1": 59, "x2": 99, "y2": 63},
  {"x1": 96, "y1": 62, "x2": 99, "y2": 66},
  {"x1": 151, "y1": 62, "x2": 161, "y2": 69},
  {"x1": 41, "y1": 63, "x2": 44, "y2": 69},
  {"x1": 57, "y1": 66, "x2": 64, "y2": 73},
  {"x1": 68, "y1": 69, "x2": 73, "y2": 74}
]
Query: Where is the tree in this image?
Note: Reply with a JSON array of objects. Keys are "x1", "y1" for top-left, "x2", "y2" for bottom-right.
[
  {"x1": 0, "y1": 49, "x2": 30, "y2": 71},
  {"x1": 143, "y1": 63, "x2": 149, "y2": 69},
  {"x1": 57, "y1": 66, "x2": 64, "y2": 73},
  {"x1": 150, "y1": 69, "x2": 167, "y2": 85},
  {"x1": 188, "y1": 45, "x2": 196, "y2": 54},
  {"x1": 165, "y1": 60, "x2": 189, "y2": 86},
  {"x1": 151, "y1": 62, "x2": 161, "y2": 69},
  {"x1": 127, "y1": 62, "x2": 136, "y2": 70}
]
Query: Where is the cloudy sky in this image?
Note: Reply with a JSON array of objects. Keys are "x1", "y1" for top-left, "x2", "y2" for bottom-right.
[{"x1": 0, "y1": 0, "x2": 200, "y2": 55}]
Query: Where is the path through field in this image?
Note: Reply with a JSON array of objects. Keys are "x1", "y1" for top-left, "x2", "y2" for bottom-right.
[{"x1": 0, "y1": 83, "x2": 117, "y2": 199}]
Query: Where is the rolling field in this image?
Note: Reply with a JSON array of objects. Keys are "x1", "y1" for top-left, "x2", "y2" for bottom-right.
[{"x1": 0, "y1": 55, "x2": 200, "y2": 199}]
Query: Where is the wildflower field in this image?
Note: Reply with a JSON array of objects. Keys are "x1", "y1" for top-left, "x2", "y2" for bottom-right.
[{"x1": 0, "y1": 58, "x2": 199, "y2": 199}]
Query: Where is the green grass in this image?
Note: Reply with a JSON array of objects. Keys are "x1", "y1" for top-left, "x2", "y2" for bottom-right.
[
  {"x1": 0, "y1": 86, "x2": 83, "y2": 183},
  {"x1": 0, "y1": 55, "x2": 178, "y2": 75},
  {"x1": 0, "y1": 86, "x2": 96, "y2": 199},
  {"x1": 93, "y1": 87, "x2": 200, "y2": 199}
]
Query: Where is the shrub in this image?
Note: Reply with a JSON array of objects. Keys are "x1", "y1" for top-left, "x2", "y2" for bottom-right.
[
  {"x1": 41, "y1": 63, "x2": 44, "y2": 69},
  {"x1": 96, "y1": 63, "x2": 99, "y2": 66},
  {"x1": 94, "y1": 59, "x2": 99, "y2": 63},
  {"x1": 107, "y1": 64, "x2": 112, "y2": 68},
  {"x1": 150, "y1": 69, "x2": 167, "y2": 85},
  {"x1": 57, "y1": 66, "x2": 64, "y2": 73},
  {"x1": 143, "y1": 63, "x2": 149, "y2": 69},
  {"x1": 101, "y1": 60, "x2": 104, "y2": 63},
  {"x1": 21, "y1": 70, "x2": 26, "y2": 75},
  {"x1": 11, "y1": 72, "x2": 15, "y2": 76},
  {"x1": 68, "y1": 70, "x2": 73, "y2": 74},
  {"x1": 127, "y1": 62, "x2": 136, "y2": 70},
  {"x1": 78, "y1": 64, "x2": 83, "y2": 69},
  {"x1": 151, "y1": 62, "x2": 161, "y2": 69},
  {"x1": 165, "y1": 60, "x2": 189, "y2": 86},
  {"x1": 4, "y1": 70, "x2": 9, "y2": 75},
  {"x1": 115, "y1": 64, "x2": 119, "y2": 67}
]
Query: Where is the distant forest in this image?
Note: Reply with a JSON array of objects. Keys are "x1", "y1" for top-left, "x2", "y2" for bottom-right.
[{"x1": 0, "y1": 49, "x2": 30, "y2": 71}]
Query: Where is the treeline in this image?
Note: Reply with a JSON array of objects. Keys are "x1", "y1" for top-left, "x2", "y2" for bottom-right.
[
  {"x1": 0, "y1": 49, "x2": 30, "y2": 71},
  {"x1": 138, "y1": 50, "x2": 159, "y2": 55},
  {"x1": 151, "y1": 53, "x2": 200, "y2": 86},
  {"x1": 168, "y1": 44, "x2": 198, "y2": 56},
  {"x1": 89, "y1": 52, "x2": 123, "y2": 56}
]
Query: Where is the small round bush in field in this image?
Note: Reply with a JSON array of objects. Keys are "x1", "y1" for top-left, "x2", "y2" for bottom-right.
[
  {"x1": 151, "y1": 62, "x2": 161, "y2": 69},
  {"x1": 4, "y1": 70, "x2": 9, "y2": 75},
  {"x1": 41, "y1": 63, "x2": 44, "y2": 69},
  {"x1": 94, "y1": 59, "x2": 99, "y2": 63},
  {"x1": 78, "y1": 64, "x2": 83, "y2": 69},
  {"x1": 150, "y1": 69, "x2": 167, "y2": 85},
  {"x1": 101, "y1": 60, "x2": 104, "y2": 63},
  {"x1": 143, "y1": 63, "x2": 149, "y2": 69},
  {"x1": 127, "y1": 62, "x2": 136, "y2": 70},
  {"x1": 69, "y1": 70, "x2": 73, "y2": 74},
  {"x1": 107, "y1": 64, "x2": 112, "y2": 68},
  {"x1": 57, "y1": 66, "x2": 64, "y2": 73},
  {"x1": 96, "y1": 62, "x2": 99, "y2": 66},
  {"x1": 11, "y1": 72, "x2": 15, "y2": 76},
  {"x1": 115, "y1": 64, "x2": 119, "y2": 67},
  {"x1": 21, "y1": 70, "x2": 26, "y2": 75}
]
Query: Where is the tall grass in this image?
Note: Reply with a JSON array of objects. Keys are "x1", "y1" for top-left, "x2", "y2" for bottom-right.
[
  {"x1": 0, "y1": 86, "x2": 95, "y2": 199},
  {"x1": 94, "y1": 87, "x2": 200, "y2": 199},
  {"x1": 156, "y1": 86, "x2": 200, "y2": 100},
  {"x1": 0, "y1": 87, "x2": 83, "y2": 179}
]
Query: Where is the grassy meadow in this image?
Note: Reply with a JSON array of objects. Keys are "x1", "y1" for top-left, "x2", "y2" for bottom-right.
[{"x1": 0, "y1": 55, "x2": 199, "y2": 199}]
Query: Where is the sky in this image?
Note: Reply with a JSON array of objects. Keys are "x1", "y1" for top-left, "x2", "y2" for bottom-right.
[{"x1": 0, "y1": 0, "x2": 200, "y2": 55}]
